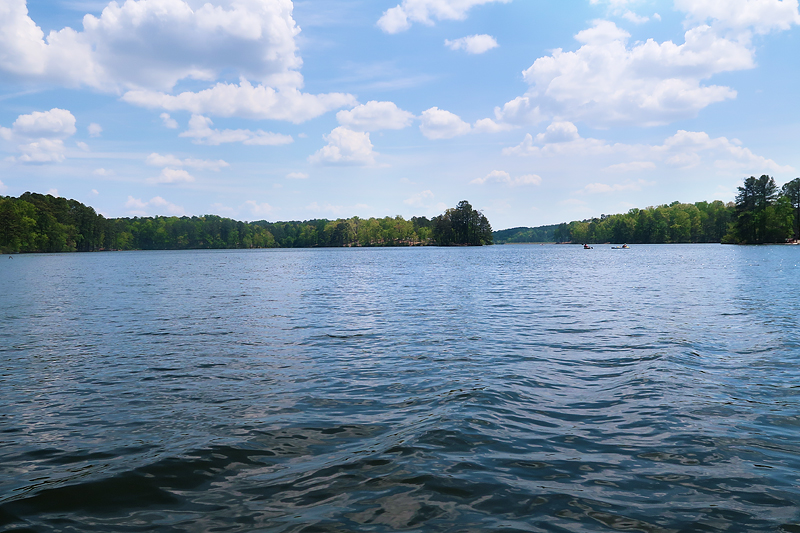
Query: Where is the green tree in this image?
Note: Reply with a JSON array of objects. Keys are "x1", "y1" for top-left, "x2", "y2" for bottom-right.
[
  {"x1": 0, "y1": 198, "x2": 38, "y2": 252},
  {"x1": 431, "y1": 200, "x2": 492, "y2": 246},
  {"x1": 782, "y1": 177, "x2": 800, "y2": 240},
  {"x1": 729, "y1": 175, "x2": 790, "y2": 243}
]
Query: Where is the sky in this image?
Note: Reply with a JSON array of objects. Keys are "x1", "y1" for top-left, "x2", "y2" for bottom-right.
[{"x1": 0, "y1": 0, "x2": 798, "y2": 230}]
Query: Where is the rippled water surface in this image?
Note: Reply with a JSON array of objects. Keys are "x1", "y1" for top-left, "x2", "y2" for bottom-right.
[{"x1": 2, "y1": 244, "x2": 800, "y2": 532}]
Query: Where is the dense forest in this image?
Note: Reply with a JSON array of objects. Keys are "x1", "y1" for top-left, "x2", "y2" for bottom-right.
[
  {"x1": 557, "y1": 200, "x2": 734, "y2": 244},
  {"x1": 494, "y1": 201, "x2": 735, "y2": 244},
  {"x1": 430, "y1": 200, "x2": 493, "y2": 246},
  {"x1": 495, "y1": 175, "x2": 800, "y2": 245},
  {"x1": 2, "y1": 175, "x2": 798, "y2": 253},
  {"x1": 0, "y1": 194, "x2": 492, "y2": 253},
  {"x1": 729, "y1": 175, "x2": 799, "y2": 244},
  {"x1": 493, "y1": 225, "x2": 561, "y2": 244}
]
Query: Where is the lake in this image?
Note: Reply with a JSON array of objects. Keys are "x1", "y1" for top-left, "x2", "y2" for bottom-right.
[{"x1": 1, "y1": 244, "x2": 799, "y2": 532}]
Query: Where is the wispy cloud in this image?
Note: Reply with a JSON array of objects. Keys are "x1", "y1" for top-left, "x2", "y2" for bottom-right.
[{"x1": 471, "y1": 170, "x2": 542, "y2": 186}]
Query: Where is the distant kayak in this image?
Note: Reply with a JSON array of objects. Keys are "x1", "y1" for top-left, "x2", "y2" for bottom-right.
[{"x1": 611, "y1": 244, "x2": 630, "y2": 249}]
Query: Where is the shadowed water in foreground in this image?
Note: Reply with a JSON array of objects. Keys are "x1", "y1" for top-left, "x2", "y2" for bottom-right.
[{"x1": 1, "y1": 244, "x2": 800, "y2": 532}]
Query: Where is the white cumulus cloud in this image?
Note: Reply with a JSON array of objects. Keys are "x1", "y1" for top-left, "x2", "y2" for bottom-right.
[
  {"x1": 309, "y1": 127, "x2": 377, "y2": 165},
  {"x1": 15, "y1": 139, "x2": 67, "y2": 163},
  {"x1": 160, "y1": 113, "x2": 178, "y2": 129},
  {"x1": 6, "y1": 108, "x2": 76, "y2": 138},
  {"x1": 179, "y1": 114, "x2": 293, "y2": 146},
  {"x1": 580, "y1": 179, "x2": 654, "y2": 194},
  {"x1": 0, "y1": 0, "x2": 303, "y2": 92},
  {"x1": 503, "y1": 121, "x2": 793, "y2": 175},
  {"x1": 589, "y1": 0, "x2": 636, "y2": 7},
  {"x1": 503, "y1": 130, "x2": 619, "y2": 158},
  {"x1": 404, "y1": 190, "x2": 435, "y2": 207},
  {"x1": 125, "y1": 195, "x2": 185, "y2": 216},
  {"x1": 492, "y1": 19, "x2": 758, "y2": 128},
  {"x1": 1, "y1": 108, "x2": 76, "y2": 163},
  {"x1": 622, "y1": 11, "x2": 649, "y2": 24},
  {"x1": 472, "y1": 118, "x2": 516, "y2": 133},
  {"x1": 0, "y1": 0, "x2": 358, "y2": 125},
  {"x1": 590, "y1": 0, "x2": 660, "y2": 23},
  {"x1": 490, "y1": 96, "x2": 546, "y2": 127},
  {"x1": 145, "y1": 152, "x2": 229, "y2": 171},
  {"x1": 88, "y1": 123, "x2": 102, "y2": 137},
  {"x1": 336, "y1": 101, "x2": 414, "y2": 131},
  {"x1": 419, "y1": 107, "x2": 471, "y2": 139},
  {"x1": 492, "y1": 3, "x2": 800, "y2": 130},
  {"x1": 603, "y1": 161, "x2": 657, "y2": 172},
  {"x1": 145, "y1": 153, "x2": 183, "y2": 168},
  {"x1": 147, "y1": 168, "x2": 195, "y2": 184},
  {"x1": 444, "y1": 34, "x2": 498, "y2": 54},
  {"x1": 245, "y1": 200, "x2": 274, "y2": 217},
  {"x1": 122, "y1": 80, "x2": 356, "y2": 123},
  {"x1": 658, "y1": 130, "x2": 793, "y2": 173},
  {"x1": 534, "y1": 121, "x2": 580, "y2": 144},
  {"x1": 676, "y1": 0, "x2": 800, "y2": 34},
  {"x1": 471, "y1": 170, "x2": 542, "y2": 186},
  {"x1": 377, "y1": 0, "x2": 511, "y2": 33}
]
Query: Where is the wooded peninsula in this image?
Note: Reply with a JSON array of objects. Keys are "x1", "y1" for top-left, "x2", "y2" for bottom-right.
[
  {"x1": 0, "y1": 197, "x2": 492, "y2": 253},
  {"x1": 2, "y1": 175, "x2": 798, "y2": 253}
]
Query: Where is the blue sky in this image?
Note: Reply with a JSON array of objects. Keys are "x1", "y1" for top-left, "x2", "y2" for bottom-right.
[{"x1": 1, "y1": 0, "x2": 798, "y2": 229}]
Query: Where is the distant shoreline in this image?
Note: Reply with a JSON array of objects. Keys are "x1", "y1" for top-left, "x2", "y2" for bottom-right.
[{"x1": 10, "y1": 241, "x2": 800, "y2": 257}]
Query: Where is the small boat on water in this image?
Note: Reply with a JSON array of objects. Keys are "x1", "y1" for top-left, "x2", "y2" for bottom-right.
[
  {"x1": 611, "y1": 244, "x2": 630, "y2": 249},
  {"x1": 583, "y1": 244, "x2": 593, "y2": 249}
]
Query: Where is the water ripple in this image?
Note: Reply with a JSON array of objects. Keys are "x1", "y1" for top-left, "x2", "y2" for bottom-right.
[{"x1": 1, "y1": 245, "x2": 800, "y2": 531}]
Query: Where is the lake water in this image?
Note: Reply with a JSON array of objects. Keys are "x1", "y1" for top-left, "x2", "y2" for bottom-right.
[{"x1": 1, "y1": 244, "x2": 800, "y2": 532}]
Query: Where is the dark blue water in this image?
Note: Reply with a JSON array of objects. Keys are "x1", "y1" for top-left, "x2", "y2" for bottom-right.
[{"x1": 2, "y1": 244, "x2": 800, "y2": 532}]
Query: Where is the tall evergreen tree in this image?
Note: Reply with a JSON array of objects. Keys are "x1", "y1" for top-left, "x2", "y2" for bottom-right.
[
  {"x1": 782, "y1": 178, "x2": 800, "y2": 241},
  {"x1": 730, "y1": 175, "x2": 791, "y2": 243},
  {"x1": 431, "y1": 200, "x2": 493, "y2": 246}
]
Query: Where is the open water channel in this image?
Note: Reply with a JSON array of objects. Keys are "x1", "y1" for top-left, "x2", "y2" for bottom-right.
[{"x1": 1, "y1": 244, "x2": 800, "y2": 532}]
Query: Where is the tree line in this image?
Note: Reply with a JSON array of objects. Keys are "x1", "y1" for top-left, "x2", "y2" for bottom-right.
[
  {"x1": 493, "y1": 224, "x2": 560, "y2": 244},
  {"x1": 494, "y1": 200, "x2": 735, "y2": 244},
  {"x1": 494, "y1": 175, "x2": 800, "y2": 245},
  {"x1": 727, "y1": 175, "x2": 800, "y2": 244},
  {"x1": 4, "y1": 176, "x2": 796, "y2": 253},
  {"x1": 555, "y1": 200, "x2": 735, "y2": 244},
  {"x1": 0, "y1": 193, "x2": 492, "y2": 253}
]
